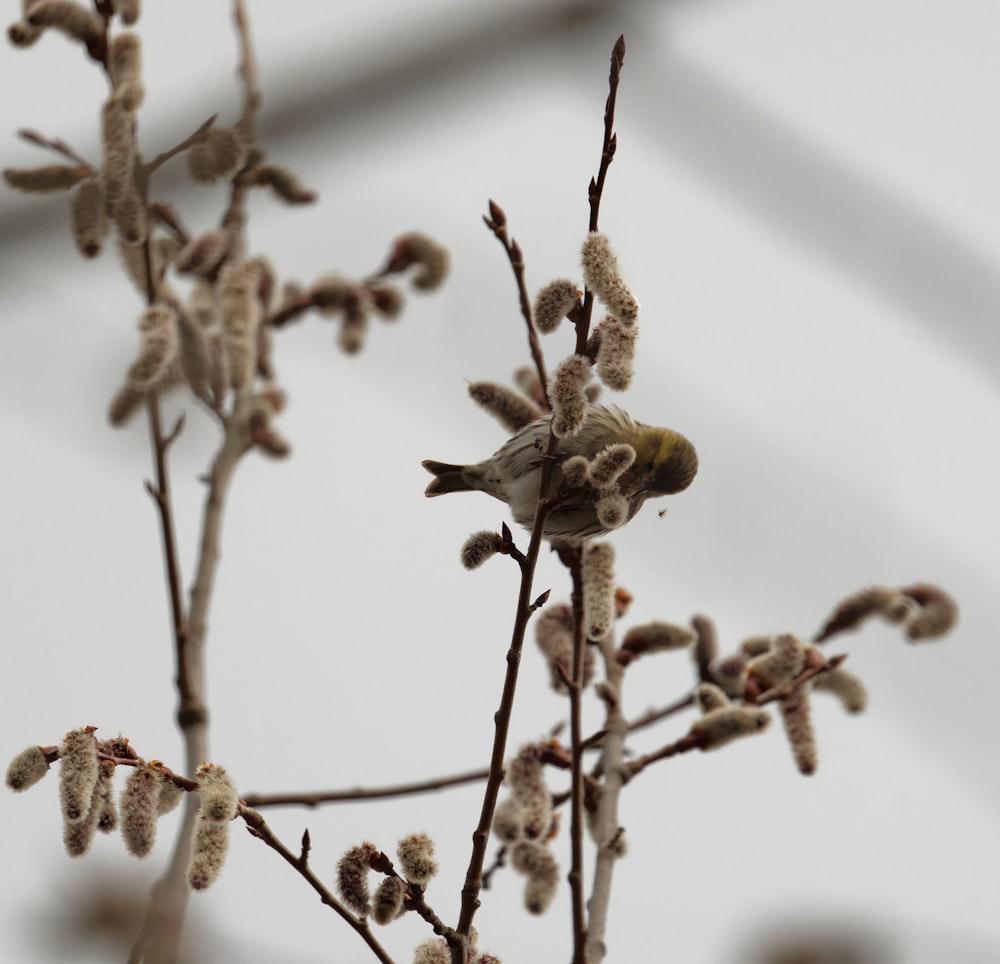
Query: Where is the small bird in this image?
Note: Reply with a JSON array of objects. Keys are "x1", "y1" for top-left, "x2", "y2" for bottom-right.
[{"x1": 423, "y1": 405, "x2": 697, "y2": 543}]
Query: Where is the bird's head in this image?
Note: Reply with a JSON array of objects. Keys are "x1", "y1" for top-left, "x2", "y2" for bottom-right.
[{"x1": 635, "y1": 428, "x2": 698, "y2": 495}]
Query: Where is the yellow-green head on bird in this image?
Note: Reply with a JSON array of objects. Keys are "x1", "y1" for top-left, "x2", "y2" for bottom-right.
[{"x1": 422, "y1": 404, "x2": 697, "y2": 544}]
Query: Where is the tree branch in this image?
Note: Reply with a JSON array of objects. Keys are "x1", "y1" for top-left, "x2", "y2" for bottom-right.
[
  {"x1": 244, "y1": 767, "x2": 490, "y2": 808},
  {"x1": 454, "y1": 436, "x2": 558, "y2": 963},
  {"x1": 239, "y1": 806, "x2": 395, "y2": 964}
]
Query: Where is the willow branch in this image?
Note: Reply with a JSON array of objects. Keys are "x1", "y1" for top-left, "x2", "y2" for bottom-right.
[
  {"x1": 453, "y1": 436, "x2": 558, "y2": 963},
  {"x1": 17, "y1": 128, "x2": 92, "y2": 167},
  {"x1": 585, "y1": 629, "x2": 627, "y2": 963},
  {"x1": 575, "y1": 34, "x2": 625, "y2": 358},
  {"x1": 233, "y1": 0, "x2": 262, "y2": 142},
  {"x1": 142, "y1": 401, "x2": 191, "y2": 710},
  {"x1": 483, "y1": 199, "x2": 550, "y2": 403},
  {"x1": 142, "y1": 114, "x2": 217, "y2": 178},
  {"x1": 560, "y1": 546, "x2": 589, "y2": 964},
  {"x1": 239, "y1": 807, "x2": 395, "y2": 964},
  {"x1": 244, "y1": 767, "x2": 490, "y2": 808}
]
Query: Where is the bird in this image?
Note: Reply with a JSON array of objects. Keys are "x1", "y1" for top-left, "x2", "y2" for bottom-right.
[{"x1": 422, "y1": 404, "x2": 697, "y2": 543}]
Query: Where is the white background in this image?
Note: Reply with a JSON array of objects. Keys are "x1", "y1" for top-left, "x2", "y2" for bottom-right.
[{"x1": 1, "y1": 2, "x2": 998, "y2": 962}]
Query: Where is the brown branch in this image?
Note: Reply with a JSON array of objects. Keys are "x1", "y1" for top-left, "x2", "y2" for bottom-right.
[
  {"x1": 618, "y1": 691, "x2": 696, "y2": 743},
  {"x1": 454, "y1": 436, "x2": 558, "y2": 963},
  {"x1": 244, "y1": 767, "x2": 490, "y2": 808},
  {"x1": 588, "y1": 35, "x2": 624, "y2": 235},
  {"x1": 483, "y1": 199, "x2": 550, "y2": 404},
  {"x1": 239, "y1": 806, "x2": 395, "y2": 964},
  {"x1": 625, "y1": 732, "x2": 704, "y2": 779},
  {"x1": 365, "y1": 851, "x2": 455, "y2": 943},
  {"x1": 752, "y1": 653, "x2": 848, "y2": 705},
  {"x1": 141, "y1": 114, "x2": 218, "y2": 178},
  {"x1": 233, "y1": 0, "x2": 262, "y2": 143},
  {"x1": 143, "y1": 398, "x2": 191, "y2": 711},
  {"x1": 558, "y1": 545, "x2": 589, "y2": 964},
  {"x1": 585, "y1": 627, "x2": 627, "y2": 964},
  {"x1": 16, "y1": 128, "x2": 93, "y2": 168},
  {"x1": 576, "y1": 34, "x2": 625, "y2": 358}
]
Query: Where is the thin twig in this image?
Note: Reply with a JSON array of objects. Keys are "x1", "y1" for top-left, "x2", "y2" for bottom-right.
[
  {"x1": 624, "y1": 732, "x2": 703, "y2": 779},
  {"x1": 585, "y1": 629, "x2": 627, "y2": 963},
  {"x1": 454, "y1": 436, "x2": 558, "y2": 964},
  {"x1": 575, "y1": 34, "x2": 626, "y2": 358},
  {"x1": 483, "y1": 200, "x2": 550, "y2": 404},
  {"x1": 559, "y1": 546, "x2": 589, "y2": 964},
  {"x1": 143, "y1": 397, "x2": 191, "y2": 709},
  {"x1": 142, "y1": 114, "x2": 218, "y2": 177},
  {"x1": 239, "y1": 806, "x2": 395, "y2": 964},
  {"x1": 588, "y1": 35, "x2": 625, "y2": 235},
  {"x1": 244, "y1": 767, "x2": 490, "y2": 808},
  {"x1": 233, "y1": 0, "x2": 262, "y2": 142},
  {"x1": 16, "y1": 128, "x2": 93, "y2": 167}
]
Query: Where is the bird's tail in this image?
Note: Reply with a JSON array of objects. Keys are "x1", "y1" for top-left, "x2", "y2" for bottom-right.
[{"x1": 422, "y1": 460, "x2": 474, "y2": 496}]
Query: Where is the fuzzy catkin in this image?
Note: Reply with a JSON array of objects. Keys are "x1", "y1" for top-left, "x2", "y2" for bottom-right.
[
  {"x1": 371, "y1": 876, "x2": 405, "y2": 925},
  {"x1": 692, "y1": 706, "x2": 771, "y2": 750},
  {"x1": 127, "y1": 305, "x2": 178, "y2": 390},
  {"x1": 582, "y1": 542, "x2": 616, "y2": 639},
  {"x1": 176, "y1": 230, "x2": 228, "y2": 277},
  {"x1": 258, "y1": 164, "x2": 317, "y2": 204},
  {"x1": 507, "y1": 745, "x2": 552, "y2": 840},
  {"x1": 101, "y1": 97, "x2": 134, "y2": 203},
  {"x1": 388, "y1": 232, "x2": 449, "y2": 290},
  {"x1": 461, "y1": 530, "x2": 502, "y2": 570},
  {"x1": 746, "y1": 634, "x2": 806, "y2": 692},
  {"x1": 120, "y1": 761, "x2": 161, "y2": 858},
  {"x1": 219, "y1": 261, "x2": 261, "y2": 391},
  {"x1": 71, "y1": 177, "x2": 108, "y2": 258},
  {"x1": 532, "y1": 278, "x2": 579, "y2": 333},
  {"x1": 413, "y1": 940, "x2": 451, "y2": 964},
  {"x1": 595, "y1": 316, "x2": 637, "y2": 391},
  {"x1": 188, "y1": 816, "x2": 230, "y2": 891},
  {"x1": 109, "y1": 32, "x2": 143, "y2": 109},
  {"x1": 3, "y1": 164, "x2": 86, "y2": 193},
  {"x1": 112, "y1": 0, "x2": 140, "y2": 24},
  {"x1": 588, "y1": 443, "x2": 635, "y2": 487},
  {"x1": 26, "y1": 1, "x2": 103, "y2": 45},
  {"x1": 6, "y1": 746, "x2": 50, "y2": 792},
  {"x1": 336, "y1": 842, "x2": 378, "y2": 916},
  {"x1": 580, "y1": 233, "x2": 638, "y2": 324},
  {"x1": 549, "y1": 354, "x2": 590, "y2": 438},
  {"x1": 779, "y1": 686, "x2": 817, "y2": 775},
  {"x1": 397, "y1": 832, "x2": 438, "y2": 886},
  {"x1": 468, "y1": 381, "x2": 543, "y2": 434},
  {"x1": 59, "y1": 728, "x2": 99, "y2": 825},
  {"x1": 114, "y1": 187, "x2": 147, "y2": 246},
  {"x1": 187, "y1": 128, "x2": 247, "y2": 184},
  {"x1": 196, "y1": 763, "x2": 238, "y2": 823},
  {"x1": 812, "y1": 667, "x2": 867, "y2": 713}
]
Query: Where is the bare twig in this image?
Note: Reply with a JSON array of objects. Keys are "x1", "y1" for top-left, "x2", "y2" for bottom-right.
[
  {"x1": 624, "y1": 732, "x2": 704, "y2": 779},
  {"x1": 244, "y1": 767, "x2": 490, "y2": 808},
  {"x1": 454, "y1": 436, "x2": 558, "y2": 963},
  {"x1": 17, "y1": 128, "x2": 93, "y2": 168},
  {"x1": 143, "y1": 398, "x2": 191, "y2": 711},
  {"x1": 233, "y1": 0, "x2": 262, "y2": 142},
  {"x1": 142, "y1": 114, "x2": 218, "y2": 177},
  {"x1": 483, "y1": 200, "x2": 550, "y2": 404},
  {"x1": 585, "y1": 629, "x2": 628, "y2": 963},
  {"x1": 575, "y1": 34, "x2": 626, "y2": 357},
  {"x1": 559, "y1": 545, "x2": 589, "y2": 964},
  {"x1": 239, "y1": 806, "x2": 395, "y2": 964},
  {"x1": 588, "y1": 35, "x2": 625, "y2": 235}
]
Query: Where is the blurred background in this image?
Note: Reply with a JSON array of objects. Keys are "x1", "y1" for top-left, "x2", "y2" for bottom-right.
[{"x1": 1, "y1": 1, "x2": 998, "y2": 961}]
